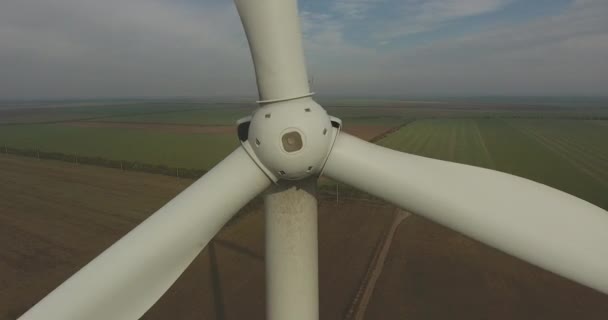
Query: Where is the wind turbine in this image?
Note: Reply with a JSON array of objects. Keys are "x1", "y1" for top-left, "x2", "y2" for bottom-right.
[{"x1": 19, "y1": 0, "x2": 608, "y2": 319}]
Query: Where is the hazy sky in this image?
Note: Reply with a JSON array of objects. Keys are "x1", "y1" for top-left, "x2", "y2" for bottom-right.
[{"x1": 0, "y1": 0, "x2": 607, "y2": 99}]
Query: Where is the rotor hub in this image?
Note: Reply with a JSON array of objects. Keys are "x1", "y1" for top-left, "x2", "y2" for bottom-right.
[{"x1": 245, "y1": 98, "x2": 334, "y2": 180}]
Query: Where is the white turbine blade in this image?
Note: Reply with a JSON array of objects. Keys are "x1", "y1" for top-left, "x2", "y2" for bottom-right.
[
  {"x1": 234, "y1": 0, "x2": 311, "y2": 103},
  {"x1": 19, "y1": 147, "x2": 271, "y2": 320},
  {"x1": 323, "y1": 132, "x2": 608, "y2": 294}
]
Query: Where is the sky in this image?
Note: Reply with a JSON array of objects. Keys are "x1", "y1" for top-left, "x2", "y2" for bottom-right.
[{"x1": 0, "y1": 0, "x2": 607, "y2": 99}]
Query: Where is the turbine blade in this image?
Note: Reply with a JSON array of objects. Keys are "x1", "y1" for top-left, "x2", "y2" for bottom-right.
[
  {"x1": 323, "y1": 132, "x2": 608, "y2": 294},
  {"x1": 234, "y1": 0, "x2": 311, "y2": 102},
  {"x1": 19, "y1": 147, "x2": 271, "y2": 320}
]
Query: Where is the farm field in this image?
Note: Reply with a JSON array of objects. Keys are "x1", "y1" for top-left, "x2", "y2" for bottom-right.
[
  {"x1": 2, "y1": 100, "x2": 608, "y2": 319},
  {"x1": 2, "y1": 101, "x2": 606, "y2": 203},
  {"x1": 0, "y1": 102, "x2": 254, "y2": 125},
  {"x1": 365, "y1": 214, "x2": 608, "y2": 320},
  {"x1": 2, "y1": 103, "x2": 607, "y2": 203},
  {"x1": 0, "y1": 124, "x2": 239, "y2": 170},
  {"x1": 378, "y1": 118, "x2": 608, "y2": 210},
  {"x1": 100, "y1": 106, "x2": 254, "y2": 126},
  {"x1": 0, "y1": 154, "x2": 394, "y2": 320},
  {"x1": 3, "y1": 144, "x2": 608, "y2": 319},
  {"x1": 4, "y1": 98, "x2": 606, "y2": 127},
  {"x1": 0, "y1": 122, "x2": 395, "y2": 171},
  {"x1": 0, "y1": 101, "x2": 418, "y2": 126},
  {"x1": 591, "y1": 120, "x2": 608, "y2": 127},
  {"x1": 0, "y1": 103, "x2": 400, "y2": 171}
]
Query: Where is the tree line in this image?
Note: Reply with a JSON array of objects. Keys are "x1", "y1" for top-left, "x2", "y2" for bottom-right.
[{"x1": 1, "y1": 145, "x2": 206, "y2": 179}]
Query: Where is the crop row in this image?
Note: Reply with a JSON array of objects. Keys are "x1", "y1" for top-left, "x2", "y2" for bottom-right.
[{"x1": 378, "y1": 119, "x2": 608, "y2": 210}]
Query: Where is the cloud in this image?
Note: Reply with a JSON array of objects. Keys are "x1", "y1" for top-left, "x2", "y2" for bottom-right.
[
  {"x1": 313, "y1": 0, "x2": 512, "y2": 41},
  {"x1": 332, "y1": 0, "x2": 385, "y2": 19},
  {"x1": 0, "y1": 0, "x2": 606, "y2": 98},
  {"x1": 302, "y1": 0, "x2": 608, "y2": 96},
  {"x1": 0, "y1": 0, "x2": 255, "y2": 99},
  {"x1": 301, "y1": 10, "x2": 368, "y2": 54},
  {"x1": 377, "y1": 0, "x2": 512, "y2": 40}
]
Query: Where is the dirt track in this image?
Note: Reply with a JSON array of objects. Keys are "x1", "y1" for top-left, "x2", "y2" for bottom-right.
[{"x1": 345, "y1": 210, "x2": 410, "y2": 320}]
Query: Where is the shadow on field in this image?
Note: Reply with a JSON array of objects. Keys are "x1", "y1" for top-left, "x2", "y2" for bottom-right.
[
  {"x1": 215, "y1": 239, "x2": 264, "y2": 261},
  {"x1": 208, "y1": 242, "x2": 226, "y2": 320},
  {"x1": 207, "y1": 238, "x2": 265, "y2": 320}
]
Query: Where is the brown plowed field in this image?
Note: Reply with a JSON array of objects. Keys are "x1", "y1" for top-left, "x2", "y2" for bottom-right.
[
  {"x1": 1, "y1": 154, "x2": 607, "y2": 320},
  {"x1": 0, "y1": 154, "x2": 393, "y2": 320},
  {"x1": 365, "y1": 214, "x2": 608, "y2": 319}
]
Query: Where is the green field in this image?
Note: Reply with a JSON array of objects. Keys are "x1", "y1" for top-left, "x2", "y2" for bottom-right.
[
  {"x1": 378, "y1": 119, "x2": 608, "y2": 209},
  {"x1": 0, "y1": 102, "x2": 254, "y2": 125},
  {"x1": 103, "y1": 106, "x2": 253, "y2": 125},
  {"x1": 2, "y1": 102, "x2": 608, "y2": 209},
  {"x1": 0, "y1": 124, "x2": 239, "y2": 169},
  {"x1": 0, "y1": 102, "x2": 409, "y2": 171}
]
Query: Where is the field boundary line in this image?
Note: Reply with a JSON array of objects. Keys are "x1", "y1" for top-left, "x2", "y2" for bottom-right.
[
  {"x1": 410, "y1": 123, "x2": 434, "y2": 155},
  {"x1": 344, "y1": 209, "x2": 410, "y2": 320},
  {"x1": 518, "y1": 124, "x2": 608, "y2": 184},
  {"x1": 75, "y1": 120, "x2": 222, "y2": 127},
  {"x1": 63, "y1": 121, "x2": 234, "y2": 135},
  {"x1": 542, "y1": 134, "x2": 608, "y2": 177},
  {"x1": 473, "y1": 120, "x2": 495, "y2": 168},
  {"x1": 69, "y1": 120, "x2": 233, "y2": 128},
  {"x1": 588, "y1": 120, "x2": 608, "y2": 128},
  {"x1": 369, "y1": 119, "x2": 417, "y2": 143},
  {"x1": 510, "y1": 122, "x2": 608, "y2": 188},
  {"x1": 447, "y1": 122, "x2": 458, "y2": 160},
  {"x1": 0, "y1": 105, "x2": 231, "y2": 126},
  {"x1": 551, "y1": 133, "x2": 608, "y2": 163},
  {"x1": 0, "y1": 146, "x2": 209, "y2": 179}
]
